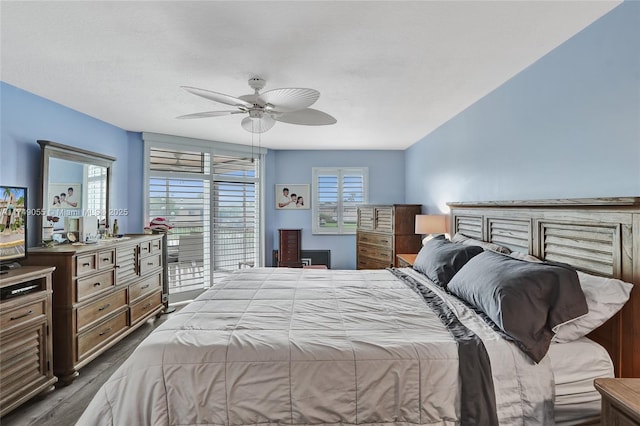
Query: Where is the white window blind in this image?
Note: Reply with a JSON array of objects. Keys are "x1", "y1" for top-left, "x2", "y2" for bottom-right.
[
  {"x1": 212, "y1": 155, "x2": 259, "y2": 271},
  {"x1": 149, "y1": 147, "x2": 205, "y2": 173},
  {"x1": 145, "y1": 144, "x2": 262, "y2": 296},
  {"x1": 312, "y1": 167, "x2": 368, "y2": 234},
  {"x1": 148, "y1": 173, "x2": 211, "y2": 292}
]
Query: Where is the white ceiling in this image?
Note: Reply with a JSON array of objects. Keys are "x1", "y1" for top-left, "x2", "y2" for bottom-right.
[{"x1": 1, "y1": 1, "x2": 621, "y2": 150}]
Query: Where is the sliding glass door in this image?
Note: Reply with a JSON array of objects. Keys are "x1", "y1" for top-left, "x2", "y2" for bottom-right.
[{"x1": 143, "y1": 136, "x2": 263, "y2": 302}]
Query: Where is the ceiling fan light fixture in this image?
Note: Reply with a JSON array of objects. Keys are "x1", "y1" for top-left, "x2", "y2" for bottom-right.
[
  {"x1": 178, "y1": 76, "x2": 336, "y2": 133},
  {"x1": 241, "y1": 115, "x2": 275, "y2": 133}
]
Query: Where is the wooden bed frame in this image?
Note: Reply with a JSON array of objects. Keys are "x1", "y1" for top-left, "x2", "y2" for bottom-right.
[{"x1": 448, "y1": 197, "x2": 640, "y2": 378}]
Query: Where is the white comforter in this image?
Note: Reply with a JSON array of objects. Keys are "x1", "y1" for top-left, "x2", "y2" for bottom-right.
[{"x1": 78, "y1": 267, "x2": 554, "y2": 425}]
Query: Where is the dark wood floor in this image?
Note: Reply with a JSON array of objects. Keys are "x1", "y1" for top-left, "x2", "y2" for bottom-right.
[{"x1": 1, "y1": 311, "x2": 174, "y2": 426}]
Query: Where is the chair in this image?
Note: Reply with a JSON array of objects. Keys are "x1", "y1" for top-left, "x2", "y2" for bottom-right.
[{"x1": 169, "y1": 233, "x2": 204, "y2": 289}]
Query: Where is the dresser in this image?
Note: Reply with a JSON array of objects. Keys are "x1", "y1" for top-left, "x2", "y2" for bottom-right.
[
  {"x1": 356, "y1": 204, "x2": 422, "y2": 269},
  {"x1": 0, "y1": 266, "x2": 57, "y2": 417},
  {"x1": 23, "y1": 234, "x2": 165, "y2": 384},
  {"x1": 594, "y1": 378, "x2": 640, "y2": 425},
  {"x1": 278, "y1": 229, "x2": 302, "y2": 267}
]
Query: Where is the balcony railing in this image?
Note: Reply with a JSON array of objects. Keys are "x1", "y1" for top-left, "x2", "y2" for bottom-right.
[{"x1": 166, "y1": 227, "x2": 256, "y2": 294}]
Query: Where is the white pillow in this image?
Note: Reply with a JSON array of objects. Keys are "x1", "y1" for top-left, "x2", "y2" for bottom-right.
[
  {"x1": 552, "y1": 271, "x2": 633, "y2": 343},
  {"x1": 451, "y1": 232, "x2": 511, "y2": 254},
  {"x1": 509, "y1": 251, "x2": 542, "y2": 262}
]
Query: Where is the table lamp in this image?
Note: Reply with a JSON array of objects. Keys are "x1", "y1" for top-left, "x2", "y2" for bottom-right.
[{"x1": 415, "y1": 214, "x2": 449, "y2": 243}]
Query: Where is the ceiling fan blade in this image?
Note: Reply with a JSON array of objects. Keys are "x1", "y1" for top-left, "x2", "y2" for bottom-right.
[
  {"x1": 176, "y1": 110, "x2": 243, "y2": 119},
  {"x1": 181, "y1": 86, "x2": 253, "y2": 109},
  {"x1": 241, "y1": 115, "x2": 276, "y2": 133},
  {"x1": 261, "y1": 88, "x2": 319, "y2": 112},
  {"x1": 274, "y1": 108, "x2": 337, "y2": 125}
]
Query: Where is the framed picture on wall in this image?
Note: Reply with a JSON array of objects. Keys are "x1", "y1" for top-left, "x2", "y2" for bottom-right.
[{"x1": 275, "y1": 184, "x2": 310, "y2": 210}]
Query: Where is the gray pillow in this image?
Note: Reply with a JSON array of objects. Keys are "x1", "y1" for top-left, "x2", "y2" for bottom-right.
[
  {"x1": 413, "y1": 236, "x2": 484, "y2": 287},
  {"x1": 447, "y1": 251, "x2": 588, "y2": 363}
]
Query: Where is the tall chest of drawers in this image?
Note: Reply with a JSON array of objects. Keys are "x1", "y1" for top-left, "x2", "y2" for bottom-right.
[
  {"x1": 23, "y1": 234, "x2": 165, "y2": 384},
  {"x1": 278, "y1": 229, "x2": 302, "y2": 267},
  {"x1": 356, "y1": 204, "x2": 422, "y2": 269}
]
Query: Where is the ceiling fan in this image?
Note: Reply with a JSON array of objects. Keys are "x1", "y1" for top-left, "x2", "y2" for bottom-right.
[{"x1": 177, "y1": 76, "x2": 337, "y2": 133}]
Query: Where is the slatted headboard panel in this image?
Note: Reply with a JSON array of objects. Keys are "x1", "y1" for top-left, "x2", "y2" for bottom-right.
[
  {"x1": 540, "y1": 222, "x2": 620, "y2": 277},
  {"x1": 448, "y1": 197, "x2": 640, "y2": 378}
]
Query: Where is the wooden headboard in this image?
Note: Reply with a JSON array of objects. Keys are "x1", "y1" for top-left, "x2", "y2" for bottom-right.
[{"x1": 447, "y1": 197, "x2": 640, "y2": 378}]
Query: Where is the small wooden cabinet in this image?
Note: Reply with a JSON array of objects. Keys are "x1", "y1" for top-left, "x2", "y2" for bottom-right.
[
  {"x1": 0, "y1": 266, "x2": 57, "y2": 417},
  {"x1": 23, "y1": 234, "x2": 165, "y2": 384},
  {"x1": 356, "y1": 204, "x2": 422, "y2": 269},
  {"x1": 594, "y1": 378, "x2": 640, "y2": 425},
  {"x1": 396, "y1": 253, "x2": 418, "y2": 268},
  {"x1": 278, "y1": 229, "x2": 302, "y2": 267}
]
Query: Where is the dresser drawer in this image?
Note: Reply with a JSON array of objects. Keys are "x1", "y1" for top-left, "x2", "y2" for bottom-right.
[
  {"x1": 138, "y1": 241, "x2": 152, "y2": 257},
  {"x1": 358, "y1": 247, "x2": 392, "y2": 263},
  {"x1": 129, "y1": 272, "x2": 162, "y2": 303},
  {"x1": 130, "y1": 291, "x2": 162, "y2": 325},
  {"x1": 77, "y1": 311, "x2": 127, "y2": 360},
  {"x1": 357, "y1": 244, "x2": 393, "y2": 263},
  {"x1": 139, "y1": 253, "x2": 162, "y2": 276},
  {"x1": 77, "y1": 288, "x2": 127, "y2": 333},
  {"x1": 97, "y1": 249, "x2": 115, "y2": 270},
  {"x1": 358, "y1": 231, "x2": 393, "y2": 248},
  {"x1": 357, "y1": 256, "x2": 393, "y2": 270},
  {"x1": 150, "y1": 238, "x2": 162, "y2": 254},
  {"x1": 75, "y1": 253, "x2": 97, "y2": 277},
  {"x1": 0, "y1": 299, "x2": 46, "y2": 331},
  {"x1": 76, "y1": 270, "x2": 115, "y2": 302}
]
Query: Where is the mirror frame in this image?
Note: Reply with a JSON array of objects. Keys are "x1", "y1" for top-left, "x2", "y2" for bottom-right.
[{"x1": 38, "y1": 140, "x2": 116, "y2": 241}]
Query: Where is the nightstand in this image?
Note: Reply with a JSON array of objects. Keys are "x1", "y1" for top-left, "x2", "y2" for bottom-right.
[
  {"x1": 594, "y1": 378, "x2": 640, "y2": 425},
  {"x1": 396, "y1": 253, "x2": 418, "y2": 268}
]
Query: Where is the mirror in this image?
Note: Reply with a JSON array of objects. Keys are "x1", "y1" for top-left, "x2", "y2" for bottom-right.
[{"x1": 38, "y1": 140, "x2": 115, "y2": 242}]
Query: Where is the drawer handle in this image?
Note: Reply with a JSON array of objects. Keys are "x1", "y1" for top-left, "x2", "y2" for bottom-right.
[
  {"x1": 102, "y1": 258, "x2": 110, "y2": 262},
  {"x1": 98, "y1": 303, "x2": 111, "y2": 311},
  {"x1": 141, "y1": 284, "x2": 150, "y2": 289},
  {"x1": 147, "y1": 262, "x2": 154, "y2": 266},
  {"x1": 99, "y1": 327, "x2": 112, "y2": 336},
  {"x1": 82, "y1": 262, "x2": 91, "y2": 267},
  {"x1": 93, "y1": 282, "x2": 102, "y2": 287},
  {"x1": 142, "y1": 303, "x2": 152, "y2": 310},
  {"x1": 115, "y1": 265, "x2": 121, "y2": 268},
  {"x1": 10, "y1": 310, "x2": 34, "y2": 321}
]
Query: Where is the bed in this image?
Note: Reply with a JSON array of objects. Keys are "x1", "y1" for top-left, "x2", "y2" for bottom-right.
[
  {"x1": 77, "y1": 198, "x2": 640, "y2": 426},
  {"x1": 549, "y1": 337, "x2": 614, "y2": 425}
]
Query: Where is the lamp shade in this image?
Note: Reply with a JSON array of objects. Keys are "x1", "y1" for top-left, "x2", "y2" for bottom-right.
[{"x1": 415, "y1": 214, "x2": 447, "y2": 235}]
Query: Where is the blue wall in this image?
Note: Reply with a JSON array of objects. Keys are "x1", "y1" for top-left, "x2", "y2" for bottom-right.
[
  {"x1": 265, "y1": 150, "x2": 406, "y2": 269},
  {"x1": 0, "y1": 82, "x2": 142, "y2": 247},
  {"x1": 405, "y1": 1, "x2": 640, "y2": 212}
]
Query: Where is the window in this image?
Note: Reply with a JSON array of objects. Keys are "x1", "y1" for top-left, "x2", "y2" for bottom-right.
[
  {"x1": 143, "y1": 134, "x2": 264, "y2": 300},
  {"x1": 85, "y1": 164, "x2": 107, "y2": 221},
  {"x1": 312, "y1": 167, "x2": 368, "y2": 234}
]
